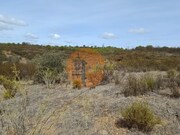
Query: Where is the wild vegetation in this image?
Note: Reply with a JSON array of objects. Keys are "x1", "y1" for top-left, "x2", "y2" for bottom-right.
[
  {"x1": 0, "y1": 43, "x2": 180, "y2": 80},
  {"x1": 119, "y1": 101, "x2": 161, "y2": 132},
  {"x1": 0, "y1": 43, "x2": 180, "y2": 135}
]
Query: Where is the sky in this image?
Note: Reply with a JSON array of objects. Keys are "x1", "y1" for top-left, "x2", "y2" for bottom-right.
[{"x1": 0, "y1": 0, "x2": 180, "y2": 48}]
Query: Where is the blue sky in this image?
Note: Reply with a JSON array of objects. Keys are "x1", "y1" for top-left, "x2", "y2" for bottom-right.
[{"x1": 0, "y1": 0, "x2": 180, "y2": 48}]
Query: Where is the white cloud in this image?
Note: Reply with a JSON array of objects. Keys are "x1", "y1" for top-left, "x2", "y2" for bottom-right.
[
  {"x1": 24, "y1": 33, "x2": 38, "y2": 39},
  {"x1": 0, "y1": 14, "x2": 27, "y2": 26},
  {"x1": 129, "y1": 28, "x2": 147, "y2": 34},
  {"x1": 0, "y1": 22, "x2": 13, "y2": 31},
  {"x1": 102, "y1": 32, "x2": 117, "y2": 39},
  {"x1": 49, "y1": 33, "x2": 61, "y2": 39}
]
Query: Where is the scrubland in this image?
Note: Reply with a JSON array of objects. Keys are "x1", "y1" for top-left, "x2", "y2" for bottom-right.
[{"x1": 0, "y1": 43, "x2": 180, "y2": 135}]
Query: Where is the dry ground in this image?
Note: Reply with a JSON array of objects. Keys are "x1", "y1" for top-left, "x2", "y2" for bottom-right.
[{"x1": 0, "y1": 77, "x2": 180, "y2": 135}]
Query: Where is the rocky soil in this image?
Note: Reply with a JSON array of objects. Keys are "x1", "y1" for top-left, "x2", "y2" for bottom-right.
[{"x1": 0, "y1": 82, "x2": 180, "y2": 135}]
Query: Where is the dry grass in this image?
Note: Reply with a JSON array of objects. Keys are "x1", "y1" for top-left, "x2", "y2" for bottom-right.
[{"x1": 94, "y1": 115, "x2": 128, "y2": 135}]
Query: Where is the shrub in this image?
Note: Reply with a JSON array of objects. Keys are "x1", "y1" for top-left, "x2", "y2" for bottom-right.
[
  {"x1": 176, "y1": 65, "x2": 180, "y2": 71},
  {"x1": 103, "y1": 60, "x2": 117, "y2": 84},
  {"x1": 123, "y1": 73, "x2": 164, "y2": 96},
  {"x1": 123, "y1": 74, "x2": 148, "y2": 96},
  {"x1": 171, "y1": 87, "x2": 180, "y2": 98},
  {"x1": 55, "y1": 70, "x2": 68, "y2": 84},
  {"x1": 87, "y1": 70, "x2": 103, "y2": 88},
  {"x1": 0, "y1": 62, "x2": 36, "y2": 80},
  {"x1": 0, "y1": 75, "x2": 18, "y2": 99},
  {"x1": 0, "y1": 53, "x2": 7, "y2": 64},
  {"x1": 17, "y1": 63, "x2": 36, "y2": 80},
  {"x1": 167, "y1": 69, "x2": 177, "y2": 79},
  {"x1": 154, "y1": 74, "x2": 165, "y2": 89},
  {"x1": 0, "y1": 63, "x2": 14, "y2": 78},
  {"x1": 3, "y1": 90, "x2": 14, "y2": 99},
  {"x1": 114, "y1": 74, "x2": 121, "y2": 85},
  {"x1": 120, "y1": 101, "x2": 161, "y2": 132},
  {"x1": 143, "y1": 74, "x2": 156, "y2": 91},
  {"x1": 166, "y1": 71, "x2": 180, "y2": 97},
  {"x1": 113, "y1": 71, "x2": 126, "y2": 85},
  {"x1": 73, "y1": 79, "x2": 82, "y2": 89},
  {"x1": 86, "y1": 64, "x2": 104, "y2": 88},
  {"x1": 41, "y1": 68, "x2": 58, "y2": 88},
  {"x1": 33, "y1": 52, "x2": 66, "y2": 84},
  {"x1": 176, "y1": 73, "x2": 180, "y2": 86},
  {"x1": 168, "y1": 77, "x2": 180, "y2": 98},
  {"x1": 34, "y1": 51, "x2": 66, "y2": 72}
]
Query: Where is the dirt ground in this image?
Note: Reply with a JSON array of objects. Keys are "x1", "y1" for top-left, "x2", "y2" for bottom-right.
[{"x1": 0, "y1": 78, "x2": 180, "y2": 135}]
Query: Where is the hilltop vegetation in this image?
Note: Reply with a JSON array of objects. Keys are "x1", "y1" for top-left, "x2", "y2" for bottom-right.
[{"x1": 0, "y1": 43, "x2": 180, "y2": 79}]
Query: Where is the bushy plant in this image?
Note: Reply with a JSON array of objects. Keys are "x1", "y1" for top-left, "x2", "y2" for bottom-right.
[
  {"x1": 176, "y1": 73, "x2": 180, "y2": 86},
  {"x1": 0, "y1": 63, "x2": 14, "y2": 78},
  {"x1": 143, "y1": 74, "x2": 156, "y2": 91},
  {"x1": 0, "y1": 62, "x2": 36, "y2": 80},
  {"x1": 35, "y1": 51, "x2": 66, "y2": 72},
  {"x1": 154, "y1": 74, "x2": 165, "y2": 89},
  {"x1": 177, "y1": 65, "x2": 180, "y2": 71},
  {"x1": 113, "y1": 71, "x2": 126, "y2": 85},
  {"x1": 73, "y1": 79, "x2": 82, "y2": 89},
  {"x1": 0, "y1": 53, "x2": 7, "y2": 64},
  {"x1": 167, "y1": 69, "x2": 177, "y2": 79},
  {"x1": 3, "y1": 90, "x2": 14, "y2": 99},
  {"x1": 114, "y1": 74, "x2": 120, "y2": 85},
  {"x1": 17, "y1": 63, "x2": 36, "y2": 80},
  {"x1": 121, "y1": 101, "x2": 161, "y2": 132},
  {"x1": 41, "y1": 68, "x2": 58, "y2": 88},
  {"x1": 55, "y1": 70, "x2": 68, "y2": 85},
  {"x1": 87, "y1": 70, "x2": 103, "y2": 88},
  {"x1": 168, "y1": 76, "x2": 180, "y2": 98},
  {"x1": 170, "y1": 86, "x2": 180, "y2": 98},
  {"x1": 103, "y1": 60, "x2": 117, "y2": 84},
  {"x1": 33, "y1": 52, "x2": 66, "y2": 85},
  {"x1": 86, "y1": 64, "x2": 104, "y2": 88},
  {"x1": 166, "y1": 70, "x2": 180, "y2": 97},
  {"x1": 0, "y1": 75, "x2": 19, "y2": 99},
  {"x1": 123, "y1": 74, "x2": 148, "y2": 96},
  {"x1": 123, "y1": 73, "x2": 163, "y2": 96}
]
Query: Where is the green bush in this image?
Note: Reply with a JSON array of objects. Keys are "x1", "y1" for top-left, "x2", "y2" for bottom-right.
[
  {"x1": 3, "y1": 90, "x2": 14, "y2": 99},
  {"x1": 143, "y1": 74, "x2": 156, "y2": 91},
  {"x1": 33, "y1": 52, "x2": 66, "y2": 84},
  {"x1": 121, "y1": 101, "x2": 161, "y2": 132},
  {"x1": 34, "y1": 52, "x2": 66, "y2": 72},
  {"x1": 0, "y1": 75, "x2": 18, "y2": 99}
]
